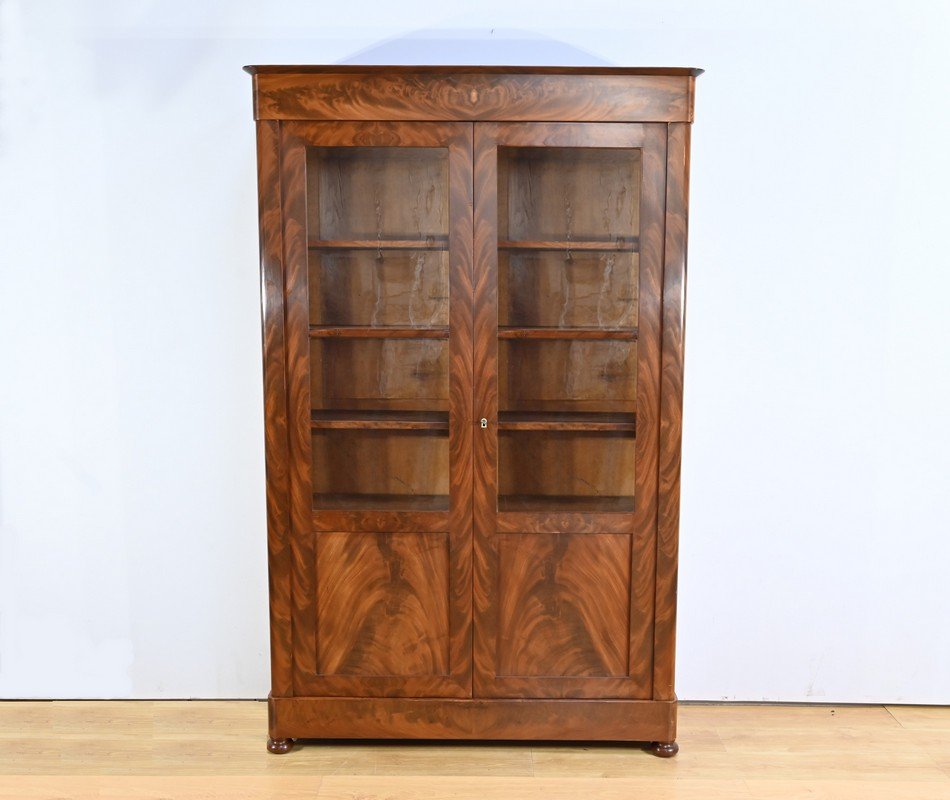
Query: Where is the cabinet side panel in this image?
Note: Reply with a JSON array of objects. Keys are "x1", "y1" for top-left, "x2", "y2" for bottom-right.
[
  {"x1": 279, "y1": 127, "x2": 318, "y2": 688},
  {"x1": 257, "y1": 120, "x2": 293, "y2": 697},
  {"x1": 654, "y1": 122, "x2": 690, "y2": 700}
]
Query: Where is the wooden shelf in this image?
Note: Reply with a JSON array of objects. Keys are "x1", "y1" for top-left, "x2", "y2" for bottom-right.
[
  {"x1": 312, "y1": 411, "x2": 632, "y2": 433},
  {"x1": 311, "y1": 410, "x2": 448, "y2": 431},
  {"x1": 314, "y1": 493, "x2": 449, "y2": 511},
  {"x1": 498, "y1": 326, "x2": 638, "y2": 340},
  {"x1": 498, "y1": 494, "x2": 635, "y2": 513},
  {"x1": 499, "y1": 412, "x2": 635, "y2": 433},
  {"x1": 499, "y1": 239, "x2": 639, "y2": 252},
  {"x1": 310, "y1": 325, "x2": 450, "y2": 339},
  {"x1": 309, "y1": 238, "x2": 448, "y2": 251},
  {"x1": 503, "y1": 399, "x2": 635, "y2": 414}
]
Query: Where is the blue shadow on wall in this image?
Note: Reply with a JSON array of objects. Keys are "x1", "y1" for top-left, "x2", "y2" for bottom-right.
[{"x1": 336, "y1": 29, "x2": 611, "y2": 66}]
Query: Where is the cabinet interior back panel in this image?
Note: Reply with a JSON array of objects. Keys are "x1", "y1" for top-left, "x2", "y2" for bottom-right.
[
  {"x1": 308, "y1": 147, "x2": 449, "y2": 240},
  {"x1": 498, "y1": 147, "x2": 641, "y2": 242}
]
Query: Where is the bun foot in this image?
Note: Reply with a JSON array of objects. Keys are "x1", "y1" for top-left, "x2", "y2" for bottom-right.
[
  {"x1": 650, "y1": 741, "x2": 679, "y2": 758},
  {"x1": 267, "y1": 737, "x2": 294, "y2": 754}
]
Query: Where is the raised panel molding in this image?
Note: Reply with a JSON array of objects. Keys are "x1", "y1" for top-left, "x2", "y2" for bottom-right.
[
  {"x1": 315, "y1": 532, "x2": 451, "y2": 677},
  {"x1": 495, "y1": 533, "x2": 631, "y2": 679}
]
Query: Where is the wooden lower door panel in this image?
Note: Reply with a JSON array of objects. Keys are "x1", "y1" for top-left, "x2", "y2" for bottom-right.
[
  {"x1": 475, "y1": 532, "x2": 650, "y2": 699},
  {"x1": 497, "y1": 534, "x2": 629, "y2": 680},
  {"x1": 292, "y1": 530, "x2": 471, "y2": 698},
  {"x1": 315, "y1": 532, "x2": 450, "y2": 677}
]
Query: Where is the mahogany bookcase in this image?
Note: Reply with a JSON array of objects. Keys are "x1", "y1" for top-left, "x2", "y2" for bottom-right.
[{"x1": 246, "y1": 66, "x2": 701, "y2": 757}]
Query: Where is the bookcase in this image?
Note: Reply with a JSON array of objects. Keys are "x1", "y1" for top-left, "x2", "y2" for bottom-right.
[{"x1": 247, "y1": 66, "x2": 700, "y2": 757}]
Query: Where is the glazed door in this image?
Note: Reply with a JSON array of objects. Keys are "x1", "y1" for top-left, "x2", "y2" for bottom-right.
[
  {"x1": 472, "y1": 123, "x2": 667, "y2": 698},
  {"x1": 280, "y1": 121, "x2": 474, "y2": 697}
]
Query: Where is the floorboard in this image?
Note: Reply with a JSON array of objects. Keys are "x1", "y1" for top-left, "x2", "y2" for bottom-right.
[{"x1": 0, "y1": 701, "x2": 947, "y2": 799}]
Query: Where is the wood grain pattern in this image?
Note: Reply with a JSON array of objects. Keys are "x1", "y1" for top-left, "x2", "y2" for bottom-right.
[
  {"x1": 498, "y1": 496, "x2": 634, "y2": 513},
  {"x1": 654, "y1": 122, "x2": 690, "y2": 701},
  {"x1": 14, "y1": 700, "x2": 950, "y2": 797},
  {"x1": 497, "y1": 327, "x2": 637, "y2": 340},
  {"x1": 309, "y1": 146, "x2": 447, "y2": 240},
  {"x1": 315, "y1": 532, "x2": 450, "y2": 677},
  {"x1": 247, "y1": 65, "x2": 704, "y2": 75},
  {"x1": 500, "y1": 251, "x2": 639, "y2": 329},
  {"x1": 472, "y1": 122, "x2": 502, "y2": 700},
  {"x1": 314, "y1": 493, "x2": 448, "y2": 511},
  {"x1": 309, "y1": 238, "x2": 448, "y2": 249},
  {"x1": 499, "y1": 339, "x2": 637, "y2": 411},
  {"x1": 311, "y1": 430, "x2": 448, "y2": 499},
  {"x1": 278, "y1": 121, "x2": 318, "y2": 692},
  {"x1": 269, "y1": 696, "x2": 676, "y2": 742},
  {"x1": 311, "y1": 509, "x2": 449, "y2": 533},
  {"x1": 497, "y1": 411, "x2": 635, "y2": 432},
  {"x1": 629, "y1": 124, "x2": 668, "y2": 698},
  {"x1": 499, "y1": 147, "x2": 641, "y2": 243},
  {"x1": 310, "y1": 250, "x2": 448, "y2": 328},
  {"x1": 496, "y1": 511, "x2": 636, "y2": 534},
  {"x1": 312, "y1": 338, "x2": 449, "y2": 412},
  {"x1": 310, "y1": 410, "x2": 448, "y2": 430},
  {"x1": 252, "y1": 71, "x2": 695, "y2": 123},
  {"x1": 498, "y1": 431, "x2": 635, "y2": 502},
  {"x1": 445, "y1": 121, "x2": 477, "y2": 702},
  {"x1": 499, "y1": 240, "x2": 639, "y2": 251},
  {"x1": 309, "y1": 326, "x2": 449, "y2": 338},
  {"x1": 496, "y1": 534, "x2": 631, "y2": 681},
  {"x1": 256, "y1": 119, "x2": 293, "y2": 698}
]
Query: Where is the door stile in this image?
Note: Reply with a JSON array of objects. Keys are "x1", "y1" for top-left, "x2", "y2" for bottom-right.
[
  {"x1": 446, "y1": 122, "x2": 476, "y2": 696},
  {"x1": 472, "y1": 123, "x2": 501, "y2": 697}
]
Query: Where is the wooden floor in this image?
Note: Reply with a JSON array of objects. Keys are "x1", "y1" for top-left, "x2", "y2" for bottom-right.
[{"x1": 1, "y1": 702, "x2": 949, "y2": 798}]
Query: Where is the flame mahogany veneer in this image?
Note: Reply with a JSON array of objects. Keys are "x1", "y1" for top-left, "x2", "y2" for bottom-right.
[{"x1": 248, "y1": 65, "x2": 699, "y2": 757}]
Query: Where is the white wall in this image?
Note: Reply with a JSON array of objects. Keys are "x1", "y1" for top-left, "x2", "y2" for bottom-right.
[{"x1": 1, "y1": 0, "x2": 948, "y2": 702}]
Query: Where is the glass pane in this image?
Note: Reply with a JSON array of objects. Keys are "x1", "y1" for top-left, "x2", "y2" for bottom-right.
[
  {"x1": 312, "y1": 431, "x2": 449, "y2": 511},
  {"x1": 500, "y1": 251, "x2": 637, "y2": 329},
  {"x1": 499, "y1": 339, "x2": 636, "y2": 414},
  {"x1": 499, "y1": 147, "x2": 640, "y2": 241},
  {"x1": 496, "y1": 146, "x2": 641, "y2": 513},
  {"x1": 310, "y1": 250, "x2": 448, "y2": 328},
  {"x1": 309, "y1": 147, "x2": 448, "y2": 241},
  {"x1": 310, "y1": 338, "x2": 448, "y2": 412},
  {"x1": 306, "y1": 146, "x2": 450, "y2": 511},
  {"x1": 498, "y1": 431, "x2": 635, "y2": 513}
]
